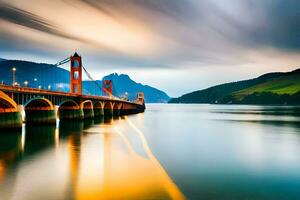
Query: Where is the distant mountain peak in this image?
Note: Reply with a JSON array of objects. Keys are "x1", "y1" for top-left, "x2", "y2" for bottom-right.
[
  {"x1": 0, "y1": 59, "x2": 170, "y2": 103},
  {"x1": 100, "y1": 72, "x2": 169, "y2": 102},
  {"x1": 103, "y1": 73, "x2": 135, "y2": 84},
  {"x1": 105, "y1": 73, "x2": 129, "y2": 78}
]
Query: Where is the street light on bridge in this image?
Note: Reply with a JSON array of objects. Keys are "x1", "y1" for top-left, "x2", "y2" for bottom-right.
[
  {"x1": 24, "y1": 81, "x2": 28, "y2": 87},
  {"x1": 12, "y1": 66, "x2": 16, "y2": 86}
]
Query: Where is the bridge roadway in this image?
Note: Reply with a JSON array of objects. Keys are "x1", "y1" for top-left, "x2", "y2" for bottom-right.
[{"x1": 0, "y1": 84, "x2": 145, "y2": 129}]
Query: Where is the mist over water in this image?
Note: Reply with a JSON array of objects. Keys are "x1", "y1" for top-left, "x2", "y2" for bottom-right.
[{"x1": 1, "y1": 104, "x2": 300, "y2": 200}]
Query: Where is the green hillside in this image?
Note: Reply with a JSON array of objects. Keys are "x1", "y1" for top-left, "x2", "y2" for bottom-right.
[
  {"x1": 232, "y1": 73, "x2": 300, "y2": 100},
  {"x1": 170, "y1": 68, "x2": 300, "y2": 105}
]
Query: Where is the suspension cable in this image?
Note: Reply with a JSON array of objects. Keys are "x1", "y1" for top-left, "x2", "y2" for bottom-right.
[
  {"x1": 82, "y1": 65, "x2": 105, "y2": 96},
  {"x1": 4, "y1": 55, "x2": 120, "y2": 99},
  {"x1": 55, "y1": 57, "x2": 70, "y2": 66}
]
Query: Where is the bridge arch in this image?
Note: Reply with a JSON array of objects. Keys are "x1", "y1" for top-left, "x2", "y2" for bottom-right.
[
  {"x1": 113, "y1": 102, "x2": 123, "y2": 116},
  {"x1": 58, "y1": 100, "x2": 83, "y2": 120},
  {"x1": 94, "y1": 101, "x2": 104, "y2": 116},
  {"x1": 24, "y1": 97, "x2": 56, "y2": 124},
  {"x1": 0, "y1": 91, "x2": 22, "y2": 128},
  {"x1": 80, "y1": 100, "x2": 94, "y2": 119},
  {"x1": 59, "y1": 100, "x2": 80, "y2": 109},
  {"x1": 25, "y1": 97, "x2": 54, "y2": 110},
  {"x1": 0, "y1": 91, "x2": 18, "y2": 112},
  {"x1": 103, "y1": 101, "x2": 114, "y2": 116}
]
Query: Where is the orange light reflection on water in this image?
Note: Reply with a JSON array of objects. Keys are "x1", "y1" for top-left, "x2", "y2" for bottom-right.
[
  {"x1": 66, "y1": 116, "x2": 185, "y2": 200},
  {"x1": 0, "y1": 161, "x2": 5, "y2": 182}
]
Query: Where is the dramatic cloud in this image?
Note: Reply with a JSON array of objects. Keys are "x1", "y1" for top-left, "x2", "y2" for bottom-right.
[
  {"x1": 0, "y1": 0, "x2": 299, "y2": 96},
  {"x1": 0, "y1": 2, "x2": 84, "y2": 41}
]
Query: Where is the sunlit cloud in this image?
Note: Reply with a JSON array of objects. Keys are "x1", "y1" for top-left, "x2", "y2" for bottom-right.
[{"x1": 0, "y1": 0, "x2": 299, "y2": 96}]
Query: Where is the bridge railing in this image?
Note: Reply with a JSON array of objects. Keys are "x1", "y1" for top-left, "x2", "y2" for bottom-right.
[
  {"x1": 0, "y1": 84, "x2": 76, "y2": 96},
  {"x1": 0, "y1": 84, "x2": 134, "y2": 103}
]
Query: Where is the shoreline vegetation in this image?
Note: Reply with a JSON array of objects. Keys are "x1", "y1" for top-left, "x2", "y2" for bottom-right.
[{"x1": 169, "y1": 68, "x2": 300, "y2": 105}]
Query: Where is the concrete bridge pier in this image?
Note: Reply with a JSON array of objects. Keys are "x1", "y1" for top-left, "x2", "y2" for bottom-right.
[
  {"x1": 58, "y1": 100, "x2": 84, "y2": 120},
  {"x1": 124, "y1": 103, "x2": 145, "y2": 115},
  {"x1": 94, "y1": 101, "x2": 104, "y2": 117},
  {"x1": 136, "y1": 104, "x2": 146, "y2": 113},
  {"x1": 24, "y1": 98, "x2": 56, "y2": 124},
  {"x1": 81, "y1": 100, "x2": 94, "y2": 119},
  {"x1": 0, "y1": 91, "x2": 22, "y2": 129},
  {"x1": 113, "y1": 103, "x2": 122, "y2": 116},
  {"x1": 104, "y1": 102, "x2": 114, "y2": 117},
  {"x1": 122, "y1": 103, "x2": 136, "y2": 115}
]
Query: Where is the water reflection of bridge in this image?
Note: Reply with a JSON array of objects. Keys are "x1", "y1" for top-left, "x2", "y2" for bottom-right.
[{"x1": 0, "y1": 116, "x2": 185, "y2": 200}]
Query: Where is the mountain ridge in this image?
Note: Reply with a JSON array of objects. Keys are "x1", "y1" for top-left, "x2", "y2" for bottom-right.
[
  {"x1": 169, "y1": 68, "x2": 300, "y2": 105},
  {"x1": 0, "y1": 59, "x2": 170, "y2": 103}
]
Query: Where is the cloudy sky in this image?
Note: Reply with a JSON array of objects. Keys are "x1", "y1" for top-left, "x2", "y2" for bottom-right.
[{"x1": 0, "y1": 0, "x2": 299, "y2": 96}]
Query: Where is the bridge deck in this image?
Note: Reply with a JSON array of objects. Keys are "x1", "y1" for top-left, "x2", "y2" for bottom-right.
[{"x1": 0, "y1": 84, "x2": 139, "y2": 105}]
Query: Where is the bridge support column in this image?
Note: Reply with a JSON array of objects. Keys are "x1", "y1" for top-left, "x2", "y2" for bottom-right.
[
  {"x1": 59, "y1": 109, "x2": 84, "y2": 120},
  {"x1": 58, "y1": 100, "x2": 84, "y2": 120},
  {"x1": 113, "y1": 103, "x2": 122, "y2": 116},
  {"x1": 123, "y1": 103, "x2": 135, "y2": 115},
  {"x1": 136, "y1": 104, "x2": 146, "y2": 113},
  {"x1": 122, "y1": 103, "x2": 145, "y2": 115},
  {"x1": 113, "y1": 109, "x2": 120, "y2": 116},
  {"x1": 25, "y1": 98, "x2": 56, "y2": 124},
  {"x1": 94, "y1": 101, "x2": 104, "y2": 117},
  {"x1": 0, "y1": 91, "x2": 22, "y2": 129},
  {"x1": 104, "y1": 102, "x2": 113, "y2": 117},
  {"x1": 81, "y1": 100, "x2": 94, "y2": 119}
]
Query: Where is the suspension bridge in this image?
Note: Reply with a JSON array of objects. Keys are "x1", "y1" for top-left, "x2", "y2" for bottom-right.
[{"x1": 0, "y1": 52, "x2": 145, "y2": 129}]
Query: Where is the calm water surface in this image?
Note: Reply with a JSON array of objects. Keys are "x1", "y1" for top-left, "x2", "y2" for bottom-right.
[{"x1": 1, "y1": 104, "x2": 300, "y2": 200}]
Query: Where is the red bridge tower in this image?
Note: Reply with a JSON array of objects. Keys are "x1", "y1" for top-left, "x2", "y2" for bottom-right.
[
  {"x1": 103, "y1": 80, "x2": 113, "y2": 97},
  {"x1": 70, "y1": 52, "x2": 82, "y2": 94}
]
